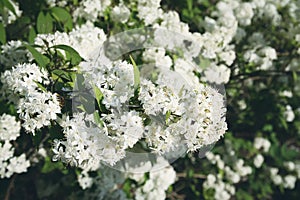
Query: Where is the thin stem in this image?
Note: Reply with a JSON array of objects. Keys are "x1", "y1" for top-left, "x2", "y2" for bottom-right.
[{"x1": 4, "y1": 174, "x2": 16, "y2": 200}]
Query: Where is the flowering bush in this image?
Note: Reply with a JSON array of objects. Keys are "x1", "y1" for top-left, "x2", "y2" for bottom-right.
[{"x1": 0, "y1": 0, "x2": 300, "y2": 199}]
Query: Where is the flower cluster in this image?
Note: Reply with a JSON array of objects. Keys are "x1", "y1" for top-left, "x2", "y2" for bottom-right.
[
  {"x1": 0, "y1": 114, "x2": 30, "y2": 178},
  {"x1": 1, "y1": 63, "x2": 60, "y2": 134},
  {"x1": 1, "y1": 0, "x2": 300, "y2": 199}
]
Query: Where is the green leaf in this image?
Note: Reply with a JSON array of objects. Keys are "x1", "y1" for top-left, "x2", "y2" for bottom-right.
[
  {"x1": 77, "y1": 105, "x2": 86, "y2": 112},
  {"x1": 50, "y1": 7, "x2": 73, "y2": 31},
  {"x1": 93, "y1": 85, "x2": 103, "y2": 109},
  {"x1": 25, "y1": 44, "x2": 50, "y2": 68},
  {"x1": 51, "y1": 44, "x2": 83, "y2": 65},
  {"x1": 3, "y1": 0, "x2": 16, "y2": 16},
  {"x1": 52, "y1": 69, "x2": 73, "y2": 82},
  {"x1": 130, "y1": 55, "x2": 140, "y2": 91},
  {"x1": 28, "y1": 26, "x2": 37, "y2": 44},
  {"x1": 199, "y1": 57, "x2": 211, "y2": 69},
  {"x1": 93, "y1": 111, "x2": 103, "y2": 127},
  {"x1": 187, "y1": 0, "x2": 193, "y2": 11},
  {"x1": 41, "y1": 156, "x2": 67, "y2": 174},
  {"x1": 165, "y1": 110, "x2": 171, "y2": 124},
  {"x1": 74, "y1": 73, "x2": 85, "y2": 91},
  {"x1": 34, "y1": 81, "x2": 47, "y2": 92},
  {"x1": 0, "y1": 22, "x2": 6, "y2": 44},
  {"x1": 292, "y1": 71, "x2": 298, "y2": 82},
  {"x1": 37, "y1": 11, "x2": 53, "y2": 34}
]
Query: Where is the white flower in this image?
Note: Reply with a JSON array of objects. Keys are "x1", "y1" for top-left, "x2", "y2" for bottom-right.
[
  {"x1": 234, "y1": 159, "x2": 252, "y2": 176},
  {"x1": 203, "y1": 173, "x2": 235, "y2": 200},
  {"x1": 35, "y1": 22, "x2": 107, "y2": 60},
  {"x1": 272, "y1": 175, "x2": 283, "y2": 185},
  {"x1": 103, "y1": 111, "x2": 144, "y2": 149},
  {"x1": 215, "y1": 190, "x2": 230, "y2": 200},
  {"x1": 254, "y1": 137, "x2": 271, "y2": 152},
  {"x1": 202, "y1": 63, "x2": 231, "y2": 84},
  {"x1": 260, "y1": 46, "x2": 277, "y2": 60},
  {"x1": 134, "y1": 161, "x2": 176, "y2": 200},
  {"x1": 1, "y1": 63, "x2": 49, "y2": 98},
  {"x1": 280, "y1": 90, "x2": 293, "y2": 98},
  {"x1": 6, "y1": 154, "x2": 30, "y2": 176},
  {"x1": 253, "y1": 154, "x2": 264, "y2": 168},
  {"x1": 283, "y1": 175, "x2": 296, "y2": 189},
  {"x1": 225, "y1": 166, "x2": 241, "y2": 183},
  {"x1": 137, "y1": 0, "x2": 162, "y2": 25},
  {"x1": 1, "y1": 63, "x2": 61, "y2": 133},
  {"x1": 218, "y1": 50, "x2": 236, "y2": 66},
  {"x1": 284, "y1": 105, "x2": 295, "y2": 122},
  {"x1": 270, "y1": 167, "x2": 283, "y2": 185},
  {"x1": 111, "y1": 4, "x2": 130, "y2": 23},
  {"x1": 204, "y1": 174, "x2": 217, "y2": 188},
  {"x1": 73, "y1": 0, "x2": 111, "y2": 22},
  {"x1": 0, "y1": 40, "x2": 28, "y2": 69},
  {"x1": 143, "y1": 179, "x2": 155, "y2": 193},
  {"x1": 78, "y1": 171, "x2": 93, "y2": 190},
  {"x1": 284, "y1": 161, "x2": 296, "y2": 171},
  {"x1": 235, "y1": 3, "x2": 254, "y2": 26},
  {"x1": 0, "y1": 114, "x2": 21, "y2": 141},
  {"x1": 0, "y1": 141, "x2": 30, "y2": 178},
  {"x1": 270, "y1": 167, "x2": 279, "y2": 176}
]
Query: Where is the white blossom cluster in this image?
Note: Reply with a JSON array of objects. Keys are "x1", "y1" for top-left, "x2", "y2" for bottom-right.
[
  {"x1": 254, "y1": 136, "x2": 300, "y2": 190},
  {"x1": 54, "y1": 51, "x2": 227, "y2": 168},
  {"x1": 111, "y1": 2, "x2": 131, "y2": 23},
  {"x1": 0, "y1": 114, "x2": 30, "y2": 178},
  {"x1": 45, "y1": 0, "x2": 68, "y2": 7},
  {"x1": 79, "y1": 166, "x2": 127, "y2": 199},
  {"x1": 134, "y1": 163, "x2": 176, "y2": 200},
  {"x1": 203, "y1": 132, "x2": 300, "y2": 199},
  {"x1": 284, "y1": 105, "x2": 295, "y2": 122},
  {"x1": 72, "y1": 0, "x2": 111, "y2": 23},
  {"x1": 35, "y1": 22, "x2": 107, "y2": 60},
  {"x1": 253, "y1": 137, "x2": 271, "y2": 152},
  {"x1": 0, "y1": 0, "x2": 22, "y2": 26},
  {"x1": 203, "y1": 139, "x2": 255, "y2": 200},
  {"x1": 0, "y1": 40, "x2": 29, "y2": 69},
  {"x1": 53, "y1": 110, "x2": 144, "y2": 169},
  {"x1": 76, "y1": 158, "x2": 176, "y2": 200},
  {"x1": 269, "y1": 168, "x2": 297, "y2": 189},
  {"x1": 38, "y1": 0, "x2": 229, "y2": 172},
  {"x1": 140, "y1": 78, "x2": 227, "y2": 154},
  {"x1": 50, "y1": 52, "x2": 225, "y2": 172},
  {"x1": 203, "y1": 174, "x2": 236, "y2": 200},
  {"x1": 137, "y1": 0, "x2": 162, "y2": 25},
  {"x1": 1, "y1": 63, "x2": 61, "y2": 134}
]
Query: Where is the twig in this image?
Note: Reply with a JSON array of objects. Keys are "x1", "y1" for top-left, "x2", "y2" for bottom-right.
[
  {"x1": 4, "y1": 174, "x2": 16, "y2": 200},
  {"x1": 176, "y1": 172, "x2": 206, "y2": 179}
]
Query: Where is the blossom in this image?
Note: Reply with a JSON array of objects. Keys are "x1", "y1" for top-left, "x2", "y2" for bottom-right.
[
  {"x1": 111, "y1": 3, "x2": 131, "y2": 23},
  {"x1": 283, "y1": 175, "x2": 297, "y2": 189},
  {"x1": 254, "y1": 137, "x2": 271, "y2": 152},
  {"x1": 1, "y1": 63, "x2": 61, "y2": 134},
  {"x1": 72, "y1": 0, "x2": 111, "y2": 22},
  {"x1": 0, "y1": 141, "x2": 30, "y2": 179},
  {"x1": 35, "y1": 22, "x2": 107, "y2": 60},
  {"x1": 284, "y1": 105, "x2": 295, "y2": 122},
  {"x1": 77, "y1": 171, "x2": 93, "y2": 190},
  {"x1": 0, "y1": 114, "x2": 21, "y2": 141},
  {"x1": 137, "y1": 0, "x2": 163, "y2": 25},
  {"x1": 253, "y1": 154, "x2": 264, "y2": 168},
  {"x1": 0, "y1": 40, "x2": 28, "y2": 69},
  {"x1": 134, "y1": 160, "x2": 176, "y2": 200}
]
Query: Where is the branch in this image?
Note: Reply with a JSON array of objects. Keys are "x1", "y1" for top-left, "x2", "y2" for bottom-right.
[{"x1": 4, "y1": 174, "x2": 16, "y2": 200}]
